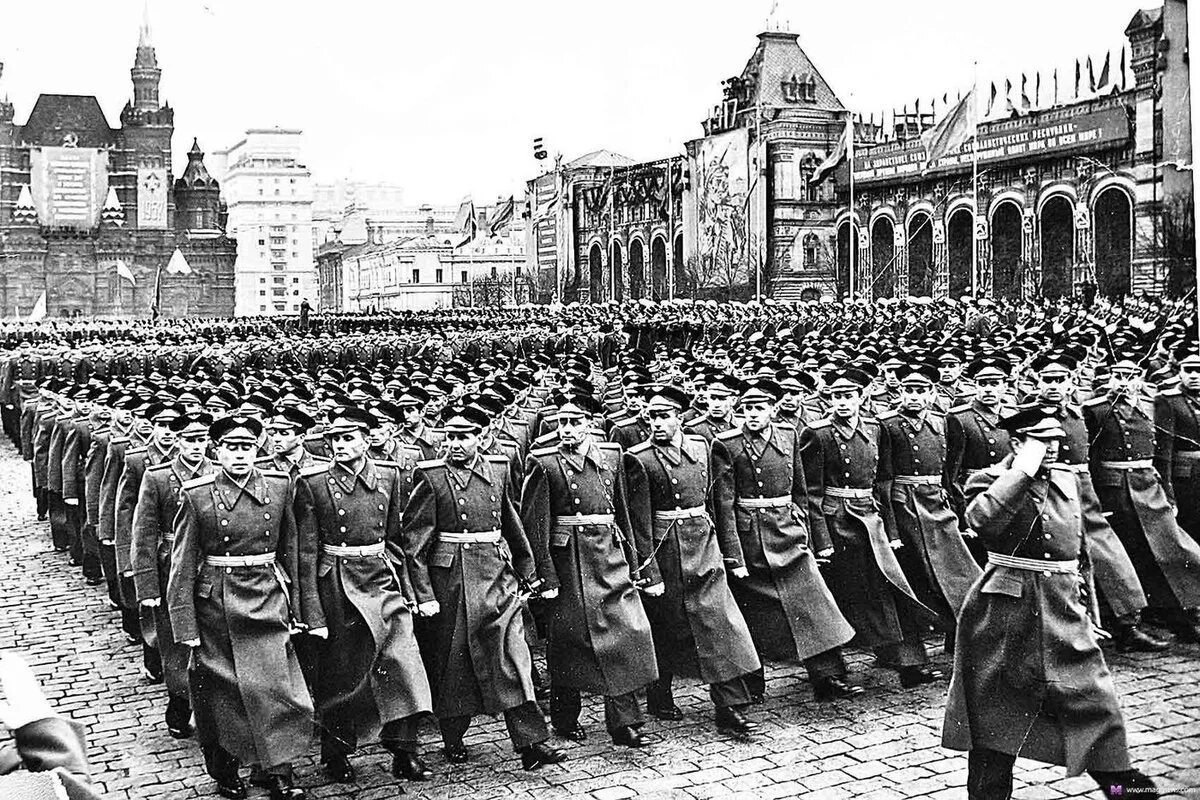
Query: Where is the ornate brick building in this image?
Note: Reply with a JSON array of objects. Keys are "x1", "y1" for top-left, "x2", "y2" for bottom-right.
[{"x1": 0, "y1": 14, "x2": 236, "y2": 318}]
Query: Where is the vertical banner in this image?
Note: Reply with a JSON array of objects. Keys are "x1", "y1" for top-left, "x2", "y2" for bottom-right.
[
  {"x1": 30, "y1": 146, "x2": 108, "y2": 228},
  {"x1": 137, "y1": 167, "x2": 168, "y2": 228},
  {"x1": 692, "y1": 127, "x2": 751, "y2": 290}
]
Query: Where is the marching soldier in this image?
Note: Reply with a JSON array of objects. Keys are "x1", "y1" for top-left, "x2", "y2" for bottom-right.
[
  {"x1": 683, "y1": 374, "x2": 740, "y2": 443},
  {"x1": 800, "y1": 368, "x2": 943, "y2": 689},
  {"x1": 945, "y1": 356, "x2": 1015, "y2": 530},
  {"x1": 711, "y1": 380, "x2": 862, "y2": 702},
  {"x1": 1083, "y1": 355, "x2": 1200, "y2": 643},
  {"x1": 293, "y1": 406, "x2": 434, "y2": 784},
  {"x1": 520, "y1": 393, "x2": 660, "y2": 747},
  {"x1": 401, "y1": 404, "x2": 564, "y2": 771},
  {"x1": 168, "y1": 414, "x2": 324, "y2": 800},
  {"x1": 1154, "y1": 346, "x2": 1200, "y2": 544},
  {"x1": 258, "y1": 408, "x2": 326, "y2": 475},
  {"x1": 943, "y1": 405, "x2": 1158, "y2": 800},
  {"x1": 131, "y1": 411, "x2": 215, "y2": 739},
  {"x1": 623, "y1": 385, "x2": 761, "y2": 737}
]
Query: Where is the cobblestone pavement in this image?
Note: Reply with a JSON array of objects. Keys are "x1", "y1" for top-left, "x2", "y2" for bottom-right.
[{"x1": 0, "y1": 441, "x2": 1197, "y2": 800}]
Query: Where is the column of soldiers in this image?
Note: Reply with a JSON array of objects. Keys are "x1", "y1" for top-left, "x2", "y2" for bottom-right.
[{"x1": 0, "y1": 294, "x2": 1196, "y2": 800}]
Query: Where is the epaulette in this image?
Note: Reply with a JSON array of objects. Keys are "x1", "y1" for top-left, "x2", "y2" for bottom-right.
[
  {"x1": 373, "y1": 460, "x2": 400, "y2": 470},
  {"x1": 304, "y1": 432, "x2": 325, "y2": 441},
  {"x1": 416, "y1": 459, "x2": 445, "y2": 470},
  {"x1": 949, "y1": 403, "x2": 972, "y2": 414},
  {"x1": 1082, "y1": 396, "x2": 1109, "y2": 407},
  {"x1": 715, "y1": 428, "x2": 741, "y2": 441},
  {"x1": 613, "y1": 417, "x2": 639, "y2": 428},
  {"x1": 627, "y1": 441, "x2": 652, "y2": 454},
  {"x1": 111, "y1": 435, "x2": 130, "y2": 445},
  {"x1": 146, "y1": 461, "x2": 172, "y2": 472},
  {"x1": 298, "y1": 462, "x2": 329, "y2": 477},
  {"x1": 683, "y1": 433, "x2": 708, "y2": 446},
  {"x1": 861, "y1": 416, "x2": 879, "y2": 424},
  {"x1": 682, "y1": 417, "x2": 705, "y2": 428},
  {"x1": 808, "y1": 419, "x2": 832, "y2": 429},
  {"x1": 127, "y1": 445, "x2": 147, "y2": 455},
  {"x1": 484, "y1": 454, "x2": 508, "y2": 463},
  {"x1": 877, "y1": 410, "x2": 899, "y2": 420},
  {"x1": 530, "y1": 446, "x2": 558, "y2": 458},
  {"x1": 1161, "y1": 387, "x2": 1183, "y2": 397},
  {"x1": 259, "y1": 469, "x2": 289, "y2": 479},
  {"x1": 596, "y1": 441, "x2": 621, "y2": 450},
  {"x1": 774, "y1": 421, "x2": 796, "y2": 430},
  {"x1": 182, "y1": 474, "x2": 216, "y2": 490}
]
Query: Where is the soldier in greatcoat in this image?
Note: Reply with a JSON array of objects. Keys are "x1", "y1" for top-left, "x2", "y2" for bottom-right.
[
  {"x1": 1154, "y1": 346, "x2": 1200, "y2": 545},
  {"x1": 131, "y1": 412, "x2": 215, "y2": 739},
  {"x1": 943, "y1": 405, "x2": 1159, "y2": 800},
  {"x1": 878, "y1": 363, "x2": 982, "y2": 637},
  {"x1": 711, "y1": 379, "x2": 862, "y2": 702},
  {"x1": 258, "y1": 408, "x2": 327, "y2": 475},
  {"x1": 520, "y1": 393, "x2": 660, "y2": 747},
  {"x1": 168, "y1": 414, "x2": 324, "y2": 800},
  {"x1": 799, "y1": 368, "x2": 943, "y2": 689},
  {"x1": 945, "y1": 356, "x2": 1016, "y2": 532},
  {"x1": 623, "y1": 385, "x2": 761, "y2": 737},
  {"x1": 293, "y1": 406, "x2": 434, "y2": 785},
  {"x1": 1083, "y1": 354, "x2": 1200, "y2": 642},
  {"x1": 401, "y1": 404, "x2": 564, "y2": 771}
]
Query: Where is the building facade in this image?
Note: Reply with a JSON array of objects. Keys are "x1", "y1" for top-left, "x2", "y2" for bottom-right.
[
  {"x1": 529, "y1": 1, "x2": 1193, "y2": 303},
  {"x1": 0, "y1": 16, "x2": 236, "y2": 318},
  {"x1": 212, "y1": 129, "x2": 316, "y2": 316}
]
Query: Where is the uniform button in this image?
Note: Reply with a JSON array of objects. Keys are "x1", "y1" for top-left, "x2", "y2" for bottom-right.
[
  {"x1": 334, "y1": 492, "x2": 342, "y2": 499},
  {"x1": 458, "y1": 498, "x2": 466, "y2": 505},
  {"x1": 461, "y1": 514, "x2": 468, "y2": 520},
  {"x1": 338, "y1": 509, "x2": 345, "y2": 516},
  {"x1": 671, "y1": 478, "x2": 679, "y2": 484},
  {"x1": 1043, "y1": 570, "x2": 1052, "y2": 577},
  {"x1": 463, "y1": 543, "x2": 471, "y2": 550},
  {"x1": 912, "y1": 446, "x2": 919, "y2": 451},
  {"x1": 378, "y1": 504, "x2": 385, "y2": 510},
  {"x1": 570, "y1": 483, "x2": 578, "y2": 489},
  {"x1": 845, "y1": 458, "x2": 851, "y2": 463},
  {"x1": 224, "y1": 536, "x2": 229, "y2": 542},
  {"x1": 1043, "y1": 533, "x2": 1051, "y2": 540},
  {"x1": 340, "y1": 526, "x2": 347, "y2": 533},
  {"x1": 218, "y1": 504, "x2": 226, "y2": 511},
  {"x1": 844, "y1": 473, "x2": 850, "y2": 478},
  {"x1": 490, "y1": 495, "x2": 497, "y2": 501},
  {"x1": 221, "y1": 520, "x2": 228, "y2": 526},
  {"x1": 264, "y1": 512, "x2": 271, "y2": 520},
  {"x1": 226, "y1": 567, "x2": 232, "y2": 574},
  {"x1": 574, "y1": 498, "x2": 581, "y2": 504},
  {"x1": 674, "y1": 493, "x2": 681, "y2": 499}
]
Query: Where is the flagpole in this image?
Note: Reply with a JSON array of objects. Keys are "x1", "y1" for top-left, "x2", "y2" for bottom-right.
[
  {"x1": 848, "y1": 109, "x2": 856, "y2": 300},
  {"x1": 755, "y1": 88, "x2": 763, "y2": 304},
  {"x1": 972, "y1": 60, "x2": 980, "y2": 298}
]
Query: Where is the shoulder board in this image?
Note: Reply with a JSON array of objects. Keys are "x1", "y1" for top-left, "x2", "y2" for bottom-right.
[
  {"x1": 774, "y1": 421, "x2": 796, "y2": 429},
  {"x1": 928, "y1": 409, "x2": 947, "y2": 417},
  {"x1": 715, "y1": 429, "x2": 742, "y2": 441},
  {"x1": 530, "y1": 446, "x2": 558, "y2": 458},
  {"x1": 298, "y1": 463, "x2": 330, "y2": 477},
  {"x1": 111, "y1": 436, "x2": 130, "y2": 445},
  {"x1": 416, "y1": 459, "x2": 446, "y2": 470},
  {"x1": 682, "y1": 417, "x2": 705, "y2": 428},
  {"x1": 304, "y1": 432, "x2": 325, "y2": 441},
  {"x1": 613, "y1": 417, "x2": 637, "y2": 428},
  {"x1": 484, "y1": 454, "x2": 509, "y2": 464},
  {"x1": 1082, "y1": 396, "x2": 1109, "y2": 407},
  {"x1": 861, "y1": 416, "x2": 879, "y2": 425},
  {"x1": 373, "y1": 460, "x2": 400, "y2": 470},
  {"x1": 949, "y1": 403, "x2": 972, "y2": 414},
  {"x1": 627, "y1": 441, "x2": 652, "y2": 454},
  {"x1": 808, "y1": 419, "x2": 832, "y2": 429},
  {"x1": 146, "y1": 461, "x2": 172, "y2": 472},
  {"x1": 182, "y1": 474, "x2": 216, "y2": 490},
  {"x1": 683, "y1": 434, "x2": 708, "y2": 446},
  {"x1": 259, "y1": 469, "x2": 290, "y2": 479},
  {"x1": 877, "y1": 410, "x2": 899, "y2": 420},
  {"x1": 1161, "y1": 387, "x2": 1183, "y2": 397},
  {"x1": 127, "y1": 445, "x2": 147, "y2": 454}
]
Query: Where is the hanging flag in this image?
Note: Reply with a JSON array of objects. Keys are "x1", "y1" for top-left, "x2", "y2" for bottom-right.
[
  {"x1": 811, "y1": 114, "x2": 851, "y2": 185},
  {"x1": 1075, "y1": 59, "x2": 1082, "y2": 98},
  {"x1": 29, "y1": 291, "x2": 46, "y2": 322},
  {"x1": 1120, "y1": 47, "x2": 1127, "y2": 90},
  {"x1": 1020, "y1": 73, "x2": 1031, "y2": 110},
  {"x1": 115, "y1": 259, "x2": 136, "y2": 285},
  {"x1": 485, "y1": 196, "x2": 515, "y2": 238},
  {"x1": 453, "y1": 196, "x2": 478, "y2": 249},
  {"x1": 1088, "y1": 55, "x2": 1096, "y2": 93},
  {"x1": 165, "y1": 248, "x2": 192, "y2": 275},
  {"x1": 1053, "y1": 68, "x2": 1060, "y2": 105},
  {"x1": 1035, "y1": 72, "x2": 1042, "y2": 107},
  {"x1": 1097, "y1": 51, "x2": 1111, "y2": 90},
  {"x1": 920, "y1": 88, "x2": 975, "y2": 172},
  {"x1": 985, "y1": 82, "x2": 998, "y2": 117}
]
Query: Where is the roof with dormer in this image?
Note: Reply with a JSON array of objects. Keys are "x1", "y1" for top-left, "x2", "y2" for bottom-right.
[
  {"x1": 177, "y1": 139, "x2": 217, "y2": 190},
  {"x1": 740, "y1": 31, "x2": 844, "y2": 113},
  {"x1": 19, "y1": 94, "x2": 115, "y2": 148}
]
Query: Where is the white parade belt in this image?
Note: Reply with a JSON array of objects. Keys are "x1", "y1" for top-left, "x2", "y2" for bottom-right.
[
  {"x1": 1097, "y1": 459, "x2": 1153, "y2": 470},
  {"x1": 987, "y1": 552, "x2": 1078, "y2": 574},
  {"x1": 205, "y1": 553, "x2": 276, "y2": 567},
  {"x1": 438, "y1": 529, "x2": 502, "y2": 543},
  {"x1": 555, "y1": 513, "x2": 616, "y2": 527},
  {"x1": 654, "y1": 506, "x2": 706, "y2": 521},
  {"x1": 321, "y1": 541, "x2": 386, "y2": 558},
  {"x1": 825, "y1": 487, "x2": 873, "y2": 499},
  {"x1": 892, "y1": 475, "x2": 942, "y2": 486},
  {"x1": 736, "y1": 496, "x2": 791, "y2": 508}
]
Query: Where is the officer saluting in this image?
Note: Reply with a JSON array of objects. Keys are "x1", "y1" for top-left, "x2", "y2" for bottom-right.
[
  {"x1": 168, "y1": 415, "x2": 324, "y2": 800},
  {"x1": 944, "y1": 404, "x2": 1158, "y2": 800}
]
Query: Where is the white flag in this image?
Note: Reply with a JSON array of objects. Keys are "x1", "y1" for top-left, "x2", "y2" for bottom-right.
[
  {"x1": 166, "y1": 248, "x2": 192, "y2": 275},
  {"x1": 116, "y1": 259, "x2": 136, "y2": 285},
  {"x1": 29, "y1": 291, "x2": 46, "y2": 322}
]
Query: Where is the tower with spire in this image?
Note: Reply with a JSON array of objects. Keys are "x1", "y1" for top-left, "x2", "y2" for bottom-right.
[{"x1": 131, "y1": 4, "x2": 161, "y2": 112}]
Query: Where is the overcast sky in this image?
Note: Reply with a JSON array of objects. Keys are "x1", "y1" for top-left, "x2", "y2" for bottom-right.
[{"x1": 0, "y1": 0, "x2": 1154, "y2": 205}]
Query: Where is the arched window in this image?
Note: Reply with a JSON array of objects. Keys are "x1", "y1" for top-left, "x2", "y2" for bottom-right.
[{"x1": 803, "y1": 233, "x2": 820, "y2": 268}]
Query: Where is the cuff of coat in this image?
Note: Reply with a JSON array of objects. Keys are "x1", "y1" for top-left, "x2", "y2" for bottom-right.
[{"x1": 168, "y1": 608, "x2": 198, "y2": 644}]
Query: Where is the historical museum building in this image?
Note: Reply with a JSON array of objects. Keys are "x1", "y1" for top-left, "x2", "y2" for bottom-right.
[
  {"x1": 0, "y1": 15, "x2": 236, "y2": 318},
  {"x1": 528, "y1": 0, "x2": 1192, "y2": 303}
]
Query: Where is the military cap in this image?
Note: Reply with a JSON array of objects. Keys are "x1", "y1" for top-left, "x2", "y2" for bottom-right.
[
  {"x1": 170, "y1": 412, "x2": 214, "y2": 435},
  {"x1": 776, "y1": 369, "x2": 817, "y2": 393},
  {"x1": 998, "y1": 404, "x2": 1065, "y2": 440},
  {"x1": 564, "y1": 375, "x2": 595, "y2": 398},
  {"x1": 271, "y1": 407, "x2": 316, "y2": 432},
  {"x1": 326, "y1": 406, "x2": 377, "y2": 435},
  {"x1": 1030, "y1": 351, "x2": 1078, "y2": 375},
  {"x1": 469, "y1": 394, "x2": 507, "y2": 418},
  {"x1": 553, "y1": 392, "x2": 603, "y2": 418},
  {"x1": 708, "y1": 375, "x2": 746, "y2": 397},
  {"x1": 143, "y1": 401, "x2": 184, "y2": 424},
  {"x1": 1107, "y1": 351, "x2": 1144, "y2": 374},
  {"x1": 934, "y1": 346, "x2": 965, "y2": 365},
  {"x1": 645, "y1": 384, "x2": 691, "y2": 412},
  {"x1": 1175, "y1": 343, "x2": 1200, "y2": 368},
  {"x1": 740, "y1": 379, "x2": 783, "y2": 404},
  {"x1": 966, "y1": 355, "x2": 1011, "y2": 380},
  {"x1": 238, "y1": 394, "x2": 274, "y2": 417},
  {"x1": 441, "y1": 404, "x2": 490, "y2": 432},
  {"x1": 396, "y1": 385, "x2": 431, "y2": 408},
  {"x1": 898, "y1": 363, "x2": 939, "y2": 386},
  {"x1": 209, "y1": 414, "x2": 263, "y2": 444},
  {"x1": 825, "y1": 367, "x2": 872, "y2": 391}
]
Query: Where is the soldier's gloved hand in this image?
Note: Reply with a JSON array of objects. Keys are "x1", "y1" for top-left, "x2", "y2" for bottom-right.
[
  {"x1": 0, "y1": 653, "x2": 55, "y2": 730},
  {"x1": 64, "y1": 498, "x2": 78, "y2": 506},
  {"x1": 640, "y1": 582, "x2": 665, "y2": 597},
  {"x1": 416, "y1": 600, "x2": 441, "y2": 617},
  {"x1": 731, "y1": 566, "x2": 749, "y2": 579},
  {"x1": 308, "y1": 627, "x2": 328, "y2": 640},
  {"x1": 889, "y1": 539, "x2": 904, "y2": 550},
  {"x1": 140, "y1": 598, "x2": 161, "y2": 608},
  {"x1": 1013, "y1": 437, "x2": 1049, "y2": 477},
  {"x1": 181, "y1": 639, "x2": 201, "y2": 648},
  {"x1": 539, "y1": 587, "x2": 559, "y2": 600},
  {"x1": 817, "y1": 547, "x2": 834, "y2": 559},
  {"x1": 122, "y1": 570, "x2": 133, "y2": 578}
]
